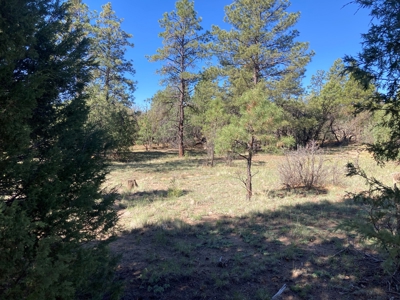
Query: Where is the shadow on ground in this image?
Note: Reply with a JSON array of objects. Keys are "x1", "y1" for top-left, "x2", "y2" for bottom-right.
[
  {"x1": 109, "y1": 154, "x2": 258, "y2": 173},
  {"x1": 117, "y1": 189, "x2": 191, "y2": 208},
  {"x1": 110, "y1": 199, "x2": 392, "y2": 300},
  {"x1": 265, "y1": 187, "x2": 329, "y2": 199}
]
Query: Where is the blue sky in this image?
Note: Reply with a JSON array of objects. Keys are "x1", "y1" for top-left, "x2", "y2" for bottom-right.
[{"x1": 82, "y1": 0, "x2": 371, "y2": 108}]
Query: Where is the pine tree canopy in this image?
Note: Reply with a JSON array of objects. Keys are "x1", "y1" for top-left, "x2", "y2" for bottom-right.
[{"x1": 344, "y1": 0, "x2": 400, "y2": 161}]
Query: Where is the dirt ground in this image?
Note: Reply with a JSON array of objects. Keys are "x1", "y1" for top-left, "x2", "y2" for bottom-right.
[{"x1": 108, "y1": 149, "x2": 400, "y2": 299}]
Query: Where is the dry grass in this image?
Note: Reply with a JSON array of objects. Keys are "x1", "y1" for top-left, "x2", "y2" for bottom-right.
[{"x1": 107, "y1": 146, "x2": 400, "y2": 299}]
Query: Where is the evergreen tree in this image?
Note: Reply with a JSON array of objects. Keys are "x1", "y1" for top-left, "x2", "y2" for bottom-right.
[
  {"x1": 212, "y1": 0, "x2": 312, "y2": 199},
  {"x1": 306, "y1": 59, "x2": 374, "y2": 145},
  {"x1": 148, "y1": 0, "x2": 210, "y2": 157},
  {"x1": 150, "y1": 87, "x2": 183, "y2": 147},
  {"x1": 89, "y1": 2, "x2": 137, "y2": 154},
  {"x1": 216, "y1": 85, "x2": 285, "y2": 199},
  {"x1": 212, "y1": 0, "x2": 312, "y2": 92},
  {"x1": 67, "y1": 0, "x2": 91, "y2": 32},
  {"x1": 274, "y1": 95, "x2": 320, "y2": 146},
  {"x1": 345, "y1": 0, "x2": 400, "y2": 161},
  {"x1": 0, "y1": 1, "x2": 120, "y2": 298},
  {"x1": 192, "y1": 79, "x2": 229, "y2": 166},
  {"x1": 342, "y1": 0, "x2": 400, "y2": 275},
  {"x1": 137, "y1": 101, "x2": 155, "y2": 151}
]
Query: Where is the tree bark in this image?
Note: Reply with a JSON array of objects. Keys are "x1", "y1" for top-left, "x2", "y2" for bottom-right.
[
  {"x1": 178, "y1": 79, "x2": 185, "y2": 157},
  {"x1": 210, "y1": 144, "x2": 215, "y2": 167},
  {"x1": 246, "y1": 136, "x2": 254, "y2": 200}
]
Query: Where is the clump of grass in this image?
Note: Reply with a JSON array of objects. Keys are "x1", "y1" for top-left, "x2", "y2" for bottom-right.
[
  {"x1": 290, "y1": 283, "x2": 312, "y2": 299},
  {"x1": 167, "y1": 177, "x2": 184, "y2": 198}
]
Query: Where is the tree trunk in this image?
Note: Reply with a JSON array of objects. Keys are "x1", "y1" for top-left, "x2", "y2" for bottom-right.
[
  {"x1": 253, "y1": 65, "x2": 259, "y2": 86},
  {"x1": 208, "y1": 142, "x2": 215, "y2": 167},
  {"x1": 246, "y1": 136, "x2": 254, "y2": 200},
  {"x1": 210, "y1": 145, "x2": 215, "y2": 167},
  {"x1": 246, "y1": 152, "x2": 253, "y2": 200},
  {"x1": 105, "y1": 66, "x2": 111, "y2": 103},
  {"x1": 178, "y1": 80, "x2": 185, "y2": 157}
]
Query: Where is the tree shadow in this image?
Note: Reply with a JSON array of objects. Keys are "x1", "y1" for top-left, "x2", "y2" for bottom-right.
[
  {"x1": 110, "y1": 157, "x2": 207, "y2": 173},
  {"x1": 109, "y1": 150, "x2": 268, "y2": 173},
  {"x1": 110, "y1": 199, "x2": 391, "y2": 300},
  {"x1": 116, "y1": 189, "x2": 191, "y2": 208},
  {"x1": 265, "y1": 187, "x2": 328, "y2": 199},
  {"x1": 111, "y1": 150, "x2": 176, "y2": 163}
]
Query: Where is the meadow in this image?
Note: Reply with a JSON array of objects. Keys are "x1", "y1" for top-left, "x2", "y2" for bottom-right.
[{"x1": 108, "y1": 147, "x2": 399, "y2": 300}]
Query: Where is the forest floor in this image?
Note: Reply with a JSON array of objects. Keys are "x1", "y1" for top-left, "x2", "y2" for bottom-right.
[{"x1": 107, "y1": 146, "x2": 400, "y2": 300}]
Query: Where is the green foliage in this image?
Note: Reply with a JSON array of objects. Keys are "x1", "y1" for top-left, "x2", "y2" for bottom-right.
[
  {"x1": 67, "y1": 0, "x2": 91, "y2": 32},
  {"x1": 192, "y1": 79, "x2": 229, "y2": 165},
  {"x1": 279, "y1": 59, "x2": 375, "y2": 147},
  {"x1": 216, "y1": 86, "x2": 284, "y2": 155},
  {"x1": 148, "y1": 0, "x2": 210, "y2": 156},
  {"x1": 138, "y1": 88, "x2": 180, "y2": 148},
  {"x1": 344, "y1": 0, "x2": 400, "y2": 161},
  {"x1": 343, "y1": 0, "x2": 400, "y2": 276},
  {"x1": 369, "y1": 110, "x2": 391, "y2": 145},
  {"x1": 0, "y1": 1, "x2": 120, "y2": 298},
  {"x1": 305, "y1": 59, "x2": 374, "y2": 145},
  {"x1": 87, "y1": 2, "x2": 137, "y2": 153},
  {"x1": 167, "y1": 178, "x2": 184, "y2": 198},
  {"x1": 137, "y1": 106, "x2": 154, "y2": 150},
  {"x1": 340, "y1": 164, "x2": 400, "y2": 274},
  {"x1": 276, "y1": 97, "x2": 320, "y2": 146},
  {"x1": 216, "y1": 85, "x2": 285, "y2": 199},
  {"x1": 212, "y1": 0, "x2": 313, "y2": 91},
  {"x1": 211, "y1": 0, "x2": 312, "y2": 199}
]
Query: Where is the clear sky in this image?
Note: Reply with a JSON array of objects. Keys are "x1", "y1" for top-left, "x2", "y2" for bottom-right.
[{"x1": 82, "y1": 0, "x2": 371, "y2": 108}]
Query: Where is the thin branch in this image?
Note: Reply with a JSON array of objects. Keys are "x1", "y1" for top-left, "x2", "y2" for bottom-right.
[{"x1": 272, "y1": 284, "x2": 287, "y2": 299}]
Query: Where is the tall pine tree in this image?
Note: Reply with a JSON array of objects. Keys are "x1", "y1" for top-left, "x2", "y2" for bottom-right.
[
  {"x1": 213, "y1": 0, "x2": 312, "y2": 199},
  {"x1": 148, "y1": 0, "x2": 210, "y2": 157},
  {"x1": 0, "y1": 1, "x2": 120, "y2": 298},
  {"x1": 88, "y1": 2, "x2": 137, "y2": 154}
]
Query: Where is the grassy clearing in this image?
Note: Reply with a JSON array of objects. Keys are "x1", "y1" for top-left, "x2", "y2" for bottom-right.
[{"x1": 108, "y1": 147, "x2": 399, "y2": 299}]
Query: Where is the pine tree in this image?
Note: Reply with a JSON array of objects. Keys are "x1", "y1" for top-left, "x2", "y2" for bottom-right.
[
  {"x1": 192, "y1": 80, "x2": 229, "y2": 166},
  {"x1": 212, "y1": 0, "x2": 312, "y2": 91},
  {"x1": 88, "y1": 2, "x2": 137, "y2": 154},
  {"x1": 148, "y1": 0, "x2": 210, "y2": 157},
  {"x1": 67, "y1": 0, "x2": 91, "y2": 32},
  {"x1": 345, "y1": 0, "x2": 400, "y2": 161},
  {"x1": 213, "y1": 0, "x2": 312, "y2": 199},
  {"x1": 0, "y1": 1, "x2": 120, "y2": 298}
]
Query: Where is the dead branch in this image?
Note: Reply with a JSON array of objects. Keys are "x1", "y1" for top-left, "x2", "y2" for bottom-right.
[{"x1": 271, "y1": 284, "x2": 287, "y2": 299}]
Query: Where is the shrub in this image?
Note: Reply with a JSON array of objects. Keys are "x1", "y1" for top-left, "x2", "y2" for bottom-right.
[{"x1": 278, "y1": 141, "x2": 329, "y2": 189}]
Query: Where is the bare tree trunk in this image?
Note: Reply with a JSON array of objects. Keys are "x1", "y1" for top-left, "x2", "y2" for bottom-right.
[
  {"x1": 246, "y1": 160, "x2": 252, "y2": 200},
  {"x1": 246, "y1": 136, "x2": 254, "y2": 200},
  {"x1": 394, "y1": 183, "x2": 400, "y2": 235},
  {"x1": 105, "y1": 66, "x2": 111, "y2": 103},
  {"x1": 178, "y1": 80, "x2": 185, "y2": 157},
  {"x1": 253, "y1": 65, "x2": 259, "y2": 86},
  {"x1": 210, "y1": 144, "x2": 215, "y2": 167}
]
